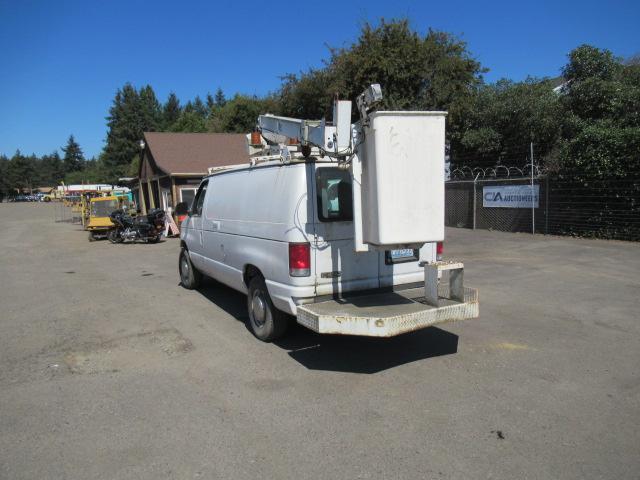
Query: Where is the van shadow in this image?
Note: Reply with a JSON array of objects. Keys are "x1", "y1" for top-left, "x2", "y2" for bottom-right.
[{"x1": 196, "y1": 279, "x2": 459, "y2": 374}]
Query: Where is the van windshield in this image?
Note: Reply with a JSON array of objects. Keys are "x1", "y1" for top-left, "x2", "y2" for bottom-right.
[{"x1": 316, "y1": 168, "x2": 353, "y2": 222}]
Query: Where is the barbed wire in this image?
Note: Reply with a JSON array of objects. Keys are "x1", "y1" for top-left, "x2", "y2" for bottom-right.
[{"x1": 450, "y1": 163, "x2": 544, "y2": 180}]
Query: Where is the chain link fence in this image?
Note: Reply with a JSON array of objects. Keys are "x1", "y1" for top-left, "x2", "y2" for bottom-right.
[
  {"x1": 53, "y1": 202, "x2": 78, "y2": 224},
  {"x1": 446, "y1": 174, "x2": 640, "y2": 241}
]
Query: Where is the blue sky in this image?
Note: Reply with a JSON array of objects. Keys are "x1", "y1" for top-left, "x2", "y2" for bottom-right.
[{"x1": 1, "y1": 0, "x2": 638, "y2": 159}]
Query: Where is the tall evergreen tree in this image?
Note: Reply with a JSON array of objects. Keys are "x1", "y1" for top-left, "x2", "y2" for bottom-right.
[
  {"x1": 192, "y1": 95, "x2": 208, "y2": 118},
  {"x1": 40, "y1": 151, "x2": 64, "y2": 184},
  {"x1": 62, "y1": 135, "x2": 85, "y2": 173},
  {"x1": 163, "y1": 92, "x2": 181, "y2": 129},
  {"x1": 139, "y1": 85, "x2": 162, "y2": 132},
  {"x1": 206, "y1": 93, "x2": 216, "y2": 113},
  {"x1": 103, "y1": 83, "x2": 161, "y2": 178},
  {"x1": 214, "y1": 87, "x2": 226, "y2": 108},
  {"x1": 7, "y1": 150, "x2": 37, "y2": 191},
  {"x1": 0, "y1": 155, "x2": 10, "y2": 198}
]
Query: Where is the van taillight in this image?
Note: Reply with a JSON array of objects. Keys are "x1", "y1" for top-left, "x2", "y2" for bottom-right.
[
  {"x1": 436, "y1": 241, "x2": 444, "y2": 261},
  {"x1": 289, "y1": 242, "x2": 310, "y2": 277}
]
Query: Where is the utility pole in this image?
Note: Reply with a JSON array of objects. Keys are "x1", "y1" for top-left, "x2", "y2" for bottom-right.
[{"x1": 530, "y1": 141, "x2": 535, "y2": 235}]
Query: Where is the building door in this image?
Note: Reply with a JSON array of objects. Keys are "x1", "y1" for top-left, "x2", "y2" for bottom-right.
[{"x1": 162, "y1": 190, "x2": 170, "y2": 212}]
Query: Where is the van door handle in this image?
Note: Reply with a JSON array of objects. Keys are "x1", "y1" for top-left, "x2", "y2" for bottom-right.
[{"x1": 211, "y1": 221, "x2": 220, "y2": 231}]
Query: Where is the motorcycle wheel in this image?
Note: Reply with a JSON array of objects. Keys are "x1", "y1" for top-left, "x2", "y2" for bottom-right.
[
  {"x1": 148, "y1": 235, "x2": 160, "y2": 244},
  {"x1": 107, "y1": 229, "x2": 123, "y2": 244}
]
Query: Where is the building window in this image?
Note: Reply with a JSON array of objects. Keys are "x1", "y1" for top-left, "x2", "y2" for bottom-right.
[{"x1": 180, "y1": 188, "x2": 197, "y2": 208}]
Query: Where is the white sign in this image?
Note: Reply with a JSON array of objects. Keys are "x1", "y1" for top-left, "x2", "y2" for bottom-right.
[{"x1": 483, "y1": 185, "x2": 539, "y2": 208}]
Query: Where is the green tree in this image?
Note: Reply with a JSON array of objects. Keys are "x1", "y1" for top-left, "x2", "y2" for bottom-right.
[
  {"x1": 40, "y1": 151, "x2": 64, "y2": 184},
  {"x1": 169, "y1": 110, "x2": 208, "y2": 133},
  {"x1": 162, "y1": 92, "x2": 182, "y2": 129},
  {"x1": 7, "y1": 150, "x2": 37, "y2": 192},
  {"x1": 561, "y1": 45, "x2": 640, "y2": 127},
  {"x1": 563, "y1": 45, "x2": 621, "y2": 82},
  {"x1": 559, "y1": 45, "x2": 640, "y2": 177},
  {"x1": 453, "y1": 78, "x2": 562, "y2": 168},
  {"x1": 192, "y1": 96, "x2": 208, "y2": 118},
  {"x1": 278, "y1": 18, "x2": 485, "y2": 138},
  {"x1": 206, "y1": 93, "x2": 216, "y2": 113},
  {"x1": 139, "y1": 85, "x2": 162, "y2": 131},
  {"x1": 62, "y1": 135, "x2": 85, "y2": 173},
  {"x1": 214, "y1": 87, "x2": 226, "y2": 108},
  {"x1": 0, "y1": 155, "x2": 10, "y2": 198},
  {"x1": 208, "y1": 95, "x2": 278, "y2": 133},
  {"x1": 104, "y1": 84, "x2": 160, "y2": 179}
]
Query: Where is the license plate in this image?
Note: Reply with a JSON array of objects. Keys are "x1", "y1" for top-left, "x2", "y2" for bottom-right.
[
  {"x1": 391, "y1": 249, "x2": 415, "y2": 260},
  {"x1": 385, "y1": 248, "x2": 418, "y2": 265}
]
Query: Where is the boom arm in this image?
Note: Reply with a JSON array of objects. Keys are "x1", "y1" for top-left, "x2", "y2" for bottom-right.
[{"x1": 257, "y1": 114, "x2": 326, "y2": 149}]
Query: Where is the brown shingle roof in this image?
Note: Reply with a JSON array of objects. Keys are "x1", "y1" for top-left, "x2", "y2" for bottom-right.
[{"x1": 143, "y1": 132, "x2": 249, "y2": 175}]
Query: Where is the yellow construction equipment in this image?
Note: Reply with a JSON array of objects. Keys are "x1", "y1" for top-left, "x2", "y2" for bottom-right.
[{"x1": 86, "y1": 195, "x2": 133, "y2": 241}]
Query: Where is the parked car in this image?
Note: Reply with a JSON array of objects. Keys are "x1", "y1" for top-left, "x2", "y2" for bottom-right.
[{"x1": 179, "y1": 160, "x2": 440, "y2": 341}]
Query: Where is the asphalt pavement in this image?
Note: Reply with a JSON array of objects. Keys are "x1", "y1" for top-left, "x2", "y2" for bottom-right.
[{"x1": 1, "y1": 202, "x2": 638, "y2": 479}]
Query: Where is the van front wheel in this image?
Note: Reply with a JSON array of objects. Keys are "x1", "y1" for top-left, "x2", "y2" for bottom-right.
[
  {"x1": 247, "y1": 276, "x2": 288, "y2": 342},
  {"x1": 179, "y1": 248, "x2": 202, "y2": 290}
]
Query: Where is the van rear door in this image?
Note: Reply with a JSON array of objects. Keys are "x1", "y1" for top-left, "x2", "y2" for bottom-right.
[{"x1": 313, "y1": 166, "x2": 379, "y2": 296}]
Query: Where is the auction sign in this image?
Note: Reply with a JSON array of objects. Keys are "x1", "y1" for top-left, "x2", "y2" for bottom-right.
[{"x1": 483, "y1": 184, "x2": 539, "y2": 208}]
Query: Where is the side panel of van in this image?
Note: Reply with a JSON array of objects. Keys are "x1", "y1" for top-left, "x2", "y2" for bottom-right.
[{"x1": 200, "y1": 164, "x2": 315, "y2": 313}]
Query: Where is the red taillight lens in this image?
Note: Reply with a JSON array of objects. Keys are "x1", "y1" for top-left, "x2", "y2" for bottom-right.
[
  {"x1": 289, "y1": 242, "x2": 310, "y2": 277},
  {"x1": 436, "y1": 241, "x2": 444, "y2": 261}
]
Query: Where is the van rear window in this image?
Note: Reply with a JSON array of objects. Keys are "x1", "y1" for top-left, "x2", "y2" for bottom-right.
[{"x1": 316, "y1": 168, "x2": 353, "y2": 222}]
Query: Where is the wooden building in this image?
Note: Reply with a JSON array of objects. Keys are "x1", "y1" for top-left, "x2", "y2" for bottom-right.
[{"x1": 135, "y1": 132, "x2": 248, "y2": 215}]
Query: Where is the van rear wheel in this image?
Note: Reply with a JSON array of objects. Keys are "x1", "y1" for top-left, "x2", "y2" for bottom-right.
[
  {"x1": 179, "y1": 248, "x2": 202, "y2": 289},
  {"x1": 247, "y1": 276, "x2": 288, "y2": 342}
]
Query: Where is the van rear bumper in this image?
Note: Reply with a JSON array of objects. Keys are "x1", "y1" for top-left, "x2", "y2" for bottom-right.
[{"x1": 295, "y1": 286, "x2": 479, "y2": 337}]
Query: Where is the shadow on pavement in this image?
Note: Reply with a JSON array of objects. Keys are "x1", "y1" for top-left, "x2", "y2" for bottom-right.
[{"x1": 196, "y1": 279, "x2": 459, "y2": 374}]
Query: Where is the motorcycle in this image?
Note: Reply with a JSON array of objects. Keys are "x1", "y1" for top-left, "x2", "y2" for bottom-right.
[{"x1": 108, "y1": 208, "x2": 165, "y2": 244}]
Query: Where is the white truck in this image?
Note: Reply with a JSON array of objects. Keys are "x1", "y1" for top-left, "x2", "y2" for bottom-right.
[{"x1": 179, "y1": 85, "x2": 478, "y2": 341}]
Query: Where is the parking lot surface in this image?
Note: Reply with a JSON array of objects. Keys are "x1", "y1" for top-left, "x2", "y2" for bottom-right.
[{"x1": 1, "y1": 202, "x2": 639, "y2": 479}]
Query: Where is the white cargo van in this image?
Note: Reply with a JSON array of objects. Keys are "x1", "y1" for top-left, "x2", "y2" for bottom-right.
[
  {"x1": 179, "y1": 158, "x2": 476, "y2": 341},
  {"x1": 180, "y1": 87, "x2": 477, "y2": 341}
]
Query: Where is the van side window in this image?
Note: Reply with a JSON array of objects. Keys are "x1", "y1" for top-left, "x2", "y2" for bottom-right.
[
  {"x1": 316, "y1": 168, "x2": 353, "y2": 222},
  {"x1": 192, "y1": 181, "x2": 208, "y2": 216}
]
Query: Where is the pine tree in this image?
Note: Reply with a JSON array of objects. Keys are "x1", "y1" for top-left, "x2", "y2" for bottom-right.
[
  {"x1": 163, "y1": 92, "x2": 181, "y2": 129},
  {"x1": 40, "y1": 151, "x2": 64, "y2": 184},
  {"x1": 214, "y1": 87, "x2": 226, "y2": 108},
  {"x1": 0, "y1": 155, "x2": 10, "y2": 198},
  {"x1": 206, "y1": 93, "x2": 215, "y2": 113},
  {"x1": 62, "y1": 135, "x2": 85, "y2": 173},
  {"x1": 192, "y1": 96, "x2": 208, "y2": 118},
  {"x1": 7, "y1": 150, "x2": 37, "y2": 191},
  {"x1": 103, "y1": 83, "x2": 161, "y2": 179},
  {"x1": 139, "y1": 85, "x2": 162, "y2": 132}
]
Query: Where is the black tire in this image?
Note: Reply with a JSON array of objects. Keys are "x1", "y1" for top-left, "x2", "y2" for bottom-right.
[
  {"x1": 179, "y1": 248, "x2": 202, "y2": 289},
  {"x1": 148, "y1": 235, "x2": 161, "y2": 244},
  {"x1": 247, "y1": 276, "x2": 288, "y2": 342},
  {"x1": 107, "y1": 228, "x2": 123, "y2": 244},
  {"x1": 88, "y1": 231, "x2": 96, "y2": 242}
]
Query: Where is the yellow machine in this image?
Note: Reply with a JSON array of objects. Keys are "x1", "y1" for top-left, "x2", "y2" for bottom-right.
[{"x1": 86, "y1": 195, "x2": 131, "y2": 241}]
